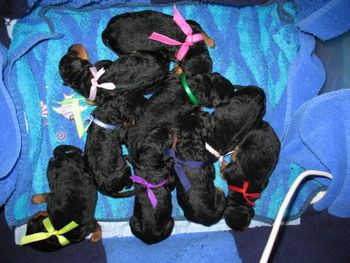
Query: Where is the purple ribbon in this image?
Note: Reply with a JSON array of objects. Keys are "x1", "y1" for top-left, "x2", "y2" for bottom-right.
[
  {"x1": 130, "y1": 175, "x2": 168, "y2": 208},
  {"x1": 164, "y1": 148, "x2": 207, "y2": 192}
]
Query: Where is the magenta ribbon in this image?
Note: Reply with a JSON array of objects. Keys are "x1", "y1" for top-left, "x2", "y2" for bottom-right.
[
  {"x1": 148, "y1": 5, "x2": 204, "y2": 61},
  {"x1": 130, "y1": 175, "x2": 168, "y2": 208}
]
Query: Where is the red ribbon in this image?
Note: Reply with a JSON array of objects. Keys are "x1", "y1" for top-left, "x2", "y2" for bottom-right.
[{"x1": 228, "y1": 181, "x2": 261, "y2": 206}]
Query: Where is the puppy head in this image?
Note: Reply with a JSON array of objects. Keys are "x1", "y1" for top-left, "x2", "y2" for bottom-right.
[
  {"x1": 129, "y1": 215, "x2": 174, "y2": 244},
  {"x1": 59, "y1": 45, "x2": 91, "y2": 87},
  {"x1": 24, "y1": 214, "x2": 63, "y2": 251},
  {"x1": 223, "y1": 205, "x2": 255, "y2": 231}
]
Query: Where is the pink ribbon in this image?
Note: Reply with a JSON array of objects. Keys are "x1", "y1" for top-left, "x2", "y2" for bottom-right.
[
  {"x1": 148, "y1": 5, "x2": 204, "y2": 61},
  {"x1": 130, "y1": 175, "x2": 168, "y2": 208},
  {"x1": 88, "y1": 67, "x2": 116, "y2": 102}
]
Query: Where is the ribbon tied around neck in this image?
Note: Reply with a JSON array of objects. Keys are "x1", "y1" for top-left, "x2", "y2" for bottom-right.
[
  {"x1": 20, "y1": 217, "x2": 79, "y2": 246},
  {"x1": 228, "y1": 181, "x2": 261, "y2": 206},
  {"x1": 164, "y1": 148, "x2": 207, "y2": 192},
  {"x1": 148, "y1": 5, "x2": 204, "y2": 61},
  {"x1": 88, "y1": 67, "x2": 116, "y2": 102},
  {"x1": 130, "y1": 175, "x2": 168, "y2": 208}
]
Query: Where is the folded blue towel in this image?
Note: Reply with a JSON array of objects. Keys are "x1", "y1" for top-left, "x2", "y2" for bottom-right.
[
  {"x1": 297, "y1": 0, "x2": 350, "y2": 41},
  {"x1": 0, "y1": 44, "x2": 21, "y2": 205},
  {"x1": 282, "y1": 89, "x2": 350, "y2": 217}
]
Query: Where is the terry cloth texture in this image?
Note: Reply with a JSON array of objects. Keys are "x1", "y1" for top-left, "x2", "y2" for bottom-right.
[
  {"x1": 4, "y1": 0, "x2": 342, "y2": 227},
  {"x1": 282, "y1": 89, "x2": 350, "y2": 217},
  {"x1": 0, "y1": 43, "x2": 21, "y2": 205}
]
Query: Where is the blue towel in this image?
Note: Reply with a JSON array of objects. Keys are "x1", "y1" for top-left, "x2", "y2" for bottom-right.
[
  {"x1": 0, "y1": 44, "x2": 21, "y2": 205},
  {"x1": 282, "y1": 89, "x2": 350, "y2": 217},
  {"x1": 103, "y1": 231, "x2": 241, "y2": 263},
  {"x1": 2, "y1": 1, "x2": 332, "y2": 227},
  {"x1": 297, "y1": 0, "x2": 350, "y2": 41}
]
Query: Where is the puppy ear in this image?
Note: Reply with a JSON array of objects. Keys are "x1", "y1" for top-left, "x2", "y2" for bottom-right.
[{"x1": 53, "y1": 145, "x2": 83, "y2": 158}]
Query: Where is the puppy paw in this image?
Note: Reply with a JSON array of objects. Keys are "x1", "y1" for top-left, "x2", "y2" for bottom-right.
[
  {"x1": 90, "y1": 227, "x2": 102, "y2": 243},
  {"x1": 31, "y1": 194, "x2": 47, "y2": 204}
]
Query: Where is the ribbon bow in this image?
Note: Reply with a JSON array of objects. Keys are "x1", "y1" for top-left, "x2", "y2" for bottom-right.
[
  {"x1": 164, "y1": 148, "x2": 207, "y2": 192},
  {"x1": 148, "y1": 5, "x2": 204, "y2": 61},
  {"x1": 20, "y1": 217, "x2": 79, "y2": 246},
  {"x1": 88, "y1": 67, "x2": 116, "y2": 102},
  {"x1": 130, "y1": 175, "x2": 168, "y2": 208},
  {"x1": 205, "y1": 143, "x2": 235, "y2": 166},
  {"x1": 228, "y1": 181, "x2": 261, "y2": 206}
]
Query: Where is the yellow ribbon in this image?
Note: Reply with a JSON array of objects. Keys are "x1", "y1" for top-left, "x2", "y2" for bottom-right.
[{"x1": 20, "y1": 217, "x2": 79, "y2": 246}]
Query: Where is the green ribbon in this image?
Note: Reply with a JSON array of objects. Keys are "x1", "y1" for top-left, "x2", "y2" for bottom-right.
[
  {"x1": 20, "y1": 217, "x2": 79, "y2": 246},
  {"x1": 181, "y1": 73, "x2": 201, "y2": 106}
]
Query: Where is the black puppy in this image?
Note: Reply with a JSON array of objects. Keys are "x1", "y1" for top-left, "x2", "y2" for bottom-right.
[
  {"x1": 126, "y1": 72, "x2": 236, "y2": 151},
  {"x1": 59, "y1": 44, "x2": 169, "y2": 105},
  {"x1": 21, "y1": 145, "x2": 100, "y2": 251},
  {"x1": 101, "y1": 6, "x2": 214, "y2": 75},
  {"x1": 204, "y1": 85, "x2": 266, "y2": 158},
  {"x1": 128, "y1": 127, "x2": 176, "y2": 244},
  {"x1": 84, "y1": 93, "x2": 147, "y2": 197},
  {"x1": 166, "y1": 114, "x2": 226, "y2": 226},
  {"x1": 222, "y1": 121, "x2": 281, "y2": 230}
]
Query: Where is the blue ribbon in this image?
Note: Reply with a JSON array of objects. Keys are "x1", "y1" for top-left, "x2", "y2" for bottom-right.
[
  {"x1": 164, "y1": 148, "x2": 207, "y2": 192},
  {"x1": 86, "y1": 115, "x2": 121, "y2": 131}
]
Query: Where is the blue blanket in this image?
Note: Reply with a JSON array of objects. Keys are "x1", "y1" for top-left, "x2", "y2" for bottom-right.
[{"x1": 4, "y1": 0, "x2": 347, "y2": 228}]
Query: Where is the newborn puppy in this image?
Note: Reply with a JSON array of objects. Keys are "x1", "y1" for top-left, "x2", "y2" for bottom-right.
[
  {"x1": 101, "y1": 6, "x2": 214, "y2": 74},
  {"x1": 222, "y1": 121, "x2": 281, "y2": 230},
  {"x1": 22, "y1": 145, "x2": 100, "y2": 251},
  {"x1": 126, "y1": 72, "x2": 235, "y2": 151},
  {"x1": 59, "y1": 44, "x2": 169, "y2": 105},
  {"x1": 84, "y1": 93, "x2": 147, "y2": 197},
  {"x1": 204, "y1": 85, "x2": 266, "y2": 157},
  {"x1": 166, "y1": 114, "x2": 226, "y2": 226},
  {"x1": 128, "y1": 127, "x2": 176, "y2": 244}
]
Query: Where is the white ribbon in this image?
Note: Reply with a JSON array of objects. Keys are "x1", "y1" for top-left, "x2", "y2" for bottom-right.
[
  {"x1": 205, "y1": 142, "x2": 234, "y2": 165},
  {"x1": 88, "y1": 67, "x2": 116, "y2": 102}
]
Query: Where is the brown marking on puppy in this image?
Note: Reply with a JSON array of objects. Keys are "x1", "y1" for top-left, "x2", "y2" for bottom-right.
[
  {"x1": 169, "y1": 132, "x2": 178, "y2": 149},
  {"x1": 86, "y1": 100, "x2": 96, "y2": 106},
  {"x1": 33, "y1": 211, "x2": 49, "y2": 219},
  {"x1": 70, "y1": 44, "x2": 90, "y2": 61},
  {"x1": 174, "y1": 64, "x2": 183, "y2": 75},
  {"x1": 201, "y1": 32, "x2": 215, "y2": 48},
  {"x1": 232, "y1": 146, "x2": 240, "y2": 163},
  {"x1": 90, "y1": 222, "x2": 102, "y2": 242},
  {"x1": 31, "y1": 194, "x2": 48, "y2": 204}
]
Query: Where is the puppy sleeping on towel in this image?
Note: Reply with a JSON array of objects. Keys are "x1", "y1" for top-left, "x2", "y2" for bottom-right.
[
  {"x1": 102, "y1": 5, "x2": 214, "y2": 74},
  {"x1": 20, "y1": 145, "x2": 101, "y2": 251},
  {"x1": 221, "y1": 121, "x2": 280, "y2": 230},
  {"x1": 166, "y1": 114, "x2": 226, "y2": 226},
  {"x1": 128, "y1": 127, "x2": 176, "y2": 244},
  {"x1": 84, "y1": 92, "x2": 147, "y2": 197},
  {"x1": 59, "y1": 44, "x2": 169, "y2": 105}
]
